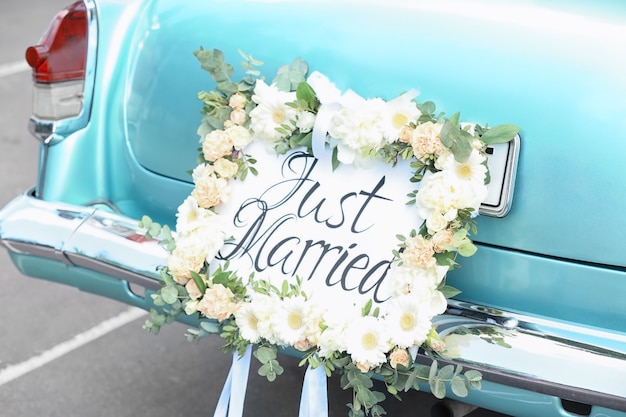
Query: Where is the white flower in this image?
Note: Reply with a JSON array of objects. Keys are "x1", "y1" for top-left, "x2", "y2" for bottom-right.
[
  {"x1": 234, "y1": 302, "x2": 262, "y2": 344},
  {"x1": 381, "y1": 90, "x2": 420, "y2": 141},
  {"x1": 441, "y1": 149, "x2": 488, "y2": 185},
  {"x1": 384, "y1": 294, "x2": 432, "y2": 348},
  {"x1": 328, "y1": 91, "x2": 387, "y2": 156},
  {"x1": 307, "y1": 71, "x2": 342, "y2": 104},
  {"x1": 345, "y1": 315, "x2": 391, "y2": 369},
  {"x1": 175, "y1": 196, "x2": 207, "y2": 236},
  {"x1": 296, "y1": 111, "x2": 316, "y2": 133},
  {"x1": 317, "y1": 303, "x2": 361, "y2": 357},
  {"x1": 415, "y1": 171, "x2": 487, "y2": 221},
  {"x1": 271, "y1": 296, "x2": 309, "y2": 346},
  {"x1": 386, "y1": 263, "x2": 448, "y2": 297},
  {"x1": 225, "y1": 125, "x2": 252, "y2": 150},
  {"x1": 191, "y1": 164, "x2": 232, "y2": 208},
  {"x1": 249, "y1": 80, "x2": 297, "y2": 142}
]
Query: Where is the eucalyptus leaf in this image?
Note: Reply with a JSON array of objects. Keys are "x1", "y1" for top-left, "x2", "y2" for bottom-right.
[
  {"x1": 481, "y1": 124, "x2": 519, "y2": 145},
  {"x1": 451, "y1": 376, "x2": 469, "y2": 397},
  {"x1": 161, "y1": 286, "x2": 179, "y2": 305}
]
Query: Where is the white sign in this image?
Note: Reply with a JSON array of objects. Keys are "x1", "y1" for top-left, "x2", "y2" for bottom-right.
[{"x1": 216, "y1": 141, "x2": 423, "y2": 306}]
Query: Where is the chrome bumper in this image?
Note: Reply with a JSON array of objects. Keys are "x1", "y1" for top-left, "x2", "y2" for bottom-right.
[
  {"x1": 0, "y1": 189, "x2": 165, "y2": 292},
  {"x1": 1, "y1": 190, "x2": 625, "y2": 414}
]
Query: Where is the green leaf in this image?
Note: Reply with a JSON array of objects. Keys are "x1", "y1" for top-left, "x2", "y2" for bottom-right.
[
  {"x1": 457, "y1": 240, "x2": 477, "y2": 257},
  {"x1": 438, "y1": 284, "x2": 461, "y2": 299},
  {"x1": 464, "y1": 370, "x2": 482, "y2": 382},
  {"x1": 480, "y1": 124, "x2": 519, "y2": 145},
  {"x1": 161, "y1": 286, "x2": 179, "y2": 305},
  {"x1": 440, "y1": 118, "x2": 473, "y2": 162},
  {"x1": 190, "y1": 271, "x2": 206, "y2": 294},
  {"x1": 451, "y1": 376, "x2": 469, "y2": 397},
  {"x1": 437, "y1": 364, "x2": 455, "y2": 380},
  {"x1": 254, "y1": 346, "x2": 277, "y2": 363},
  {"x1": 431, "y1": 377, "x2": 446, "y2": 399}
]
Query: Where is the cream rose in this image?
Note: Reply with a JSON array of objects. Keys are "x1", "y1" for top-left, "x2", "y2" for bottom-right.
[
  {"x1": 229, "y1": 92, "x2": 247, "y2": 109},
  {"x1": 225, "y1": 125, "x2": 253, "y2": 150},
  {"x1": 229, "y1": 108, "x2": 247, "y2": 126},
  {"x1": 202, "y1": 129, "x2": 233, "y2": 162},
  {"x1": 213, "y1": 158, "x2": 239, "y2": 179},
  {"x1": 431, "y1": 229, "x2": 454, "y2": 253},
  {"x1": 389, "y1": 348, "x2": 410, "y2": 369}
]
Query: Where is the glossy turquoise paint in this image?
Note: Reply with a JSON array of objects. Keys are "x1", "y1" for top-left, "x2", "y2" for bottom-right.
[
  {"x1": 119, "y1": 0, "x2": 626, "y2": 269},
  {"x1": 36, "y1": 0, "x2": 626, "y2": 331}
]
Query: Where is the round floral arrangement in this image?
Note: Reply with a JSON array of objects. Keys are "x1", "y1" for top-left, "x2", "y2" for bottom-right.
[{"x1": 142, "y1": 48, "x2": 519, "y2": 417}]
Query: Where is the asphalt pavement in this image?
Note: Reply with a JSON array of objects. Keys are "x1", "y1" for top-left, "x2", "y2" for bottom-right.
[{"x1": 0, "y1": 1, "x2": 509, "y2": 416}]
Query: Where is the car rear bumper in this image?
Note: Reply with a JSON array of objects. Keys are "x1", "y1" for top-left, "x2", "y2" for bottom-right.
[{"x1": 1, "y1": 190, "x2": 626, "y2": 417}]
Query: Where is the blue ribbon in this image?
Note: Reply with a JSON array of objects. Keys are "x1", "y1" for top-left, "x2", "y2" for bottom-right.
[
  {"x1": 298, "y1": 365, "x2": 328, "y2": 417},
  {"x1": 213, "y1": 345, "x2": 252, "y2": 417},
  {"x1": 311, "y1": 102, "x2": 341, "y2": 159}
]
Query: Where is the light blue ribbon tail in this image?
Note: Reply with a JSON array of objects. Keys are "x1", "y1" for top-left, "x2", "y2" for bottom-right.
[
  {"x1": 311, "y1": 102, "x2": 341, "y2": 160},
  {"x1": 213, "y1": 345, "x2": 252, "y2": 417},
  {"x1": 298, "y1": 365, "x2": 329, "y2": 417}
]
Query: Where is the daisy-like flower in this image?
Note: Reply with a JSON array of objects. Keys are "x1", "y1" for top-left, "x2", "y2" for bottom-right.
[
  {"x1": 234, "y1": 302, "x2": 262, "y2": 344},
  {"x1": 381, "y1": 90, "x2": 420, "y2": 142},
  {"x1": 272, "y1": 296, "x2": 309, "y2": 346},
  {"x1": 249, "y1": 80, "x2": 297, "y2": 143},
  {"x1": 441, "y1": 149, "x2": 488, "y2": 185},
  {"x1": 345, "y1": 315, "x2": 391, "y2": 370},
  {"x1": 175, "y1": 195, "x2": 208, "y2": 236},
  {"x1": 384, "y1": 294, "x2": 433, "y2": 348}
]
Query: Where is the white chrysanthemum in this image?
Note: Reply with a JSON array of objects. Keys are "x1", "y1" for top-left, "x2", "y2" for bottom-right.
[
  {"x1": 386, "y1": 263, "x2": 448, "y2": 297},
  {"x1": 249, "y1": 80, "x2": 297, "y2": 143},
  {"x1": 416, "y1": 171, "x2": 487, "y2": 221},
  {"x1": 384, "y1": 294, "x2": 433, "y2": 348},
  {"x1": 271, "y1": 296, "x2": 309, "y2": 346},
  {"x1": 381, "y1": 90, "x2": 420, "y2": 142},
  {"x1": 317, "y1": 303, "x2": 361, "y2": 357},
  {"x1": 328, "y1": 91, "x2": 387, "y2": 154},
  {"x1": 296, "y1": 111, "x2": 316, "y2": 133},
  {"x1": 442, "y1": 149, "x2": 488, "y2": 185},
  {"x1": 345, "y1": 316, "x2": 391, "y2": 368}
]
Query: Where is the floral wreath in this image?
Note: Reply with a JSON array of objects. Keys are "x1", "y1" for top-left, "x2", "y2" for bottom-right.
[{"x1": 142, "y1": 48, "x2": 519, "y2": 417}]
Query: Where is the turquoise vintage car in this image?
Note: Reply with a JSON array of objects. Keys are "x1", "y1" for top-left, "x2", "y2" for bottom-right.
[{"x1": 1, "y1": 0, "x2": 626, "y2": 416}]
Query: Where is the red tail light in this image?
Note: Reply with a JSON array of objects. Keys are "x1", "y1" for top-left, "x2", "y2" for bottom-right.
[{"x1": 25, "y1": 1, "x2": 88, "y2": 83}]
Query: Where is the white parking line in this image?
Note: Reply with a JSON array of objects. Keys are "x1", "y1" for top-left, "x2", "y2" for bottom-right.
[
  {"x1": 0, "y1": 61, "x2": 30, "y2": 78},
  {"x1": 0, "y1": 307, "x2": 147, "y2": 386}
]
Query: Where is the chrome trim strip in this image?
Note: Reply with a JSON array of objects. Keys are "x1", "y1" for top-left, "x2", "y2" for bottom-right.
[
  {"x1": 0, "y1": 190, "x2": 164, "y2": 291},
  {"x1": 435, "y1": 300, "x2": 626, "y2": 411},
  {"x1": 1, "y1": 191, "x2": 626, "y2": 412}
]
